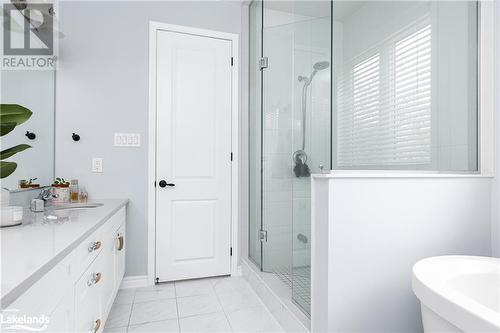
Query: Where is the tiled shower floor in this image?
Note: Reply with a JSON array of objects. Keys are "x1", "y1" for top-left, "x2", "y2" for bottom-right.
[{"x1": 272, "y1": 266, "x2": 311, "y2": 313}]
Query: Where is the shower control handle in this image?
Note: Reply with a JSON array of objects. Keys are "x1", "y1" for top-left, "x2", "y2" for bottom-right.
[{"x1": 158, "y1": 180, "x2": 175, "y2": 188}]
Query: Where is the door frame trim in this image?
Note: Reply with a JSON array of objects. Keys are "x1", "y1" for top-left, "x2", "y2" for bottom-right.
[{"x1": 147, "y1": 21, "x2": 239, "y2": 285}]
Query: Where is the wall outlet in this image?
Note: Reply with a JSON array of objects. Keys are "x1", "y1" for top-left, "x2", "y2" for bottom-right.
[
  {"x1": 114, "y1": 133, "x2": 140, "y2": 147},
  {"x1": 92, "y1": 158, "x2": 103, "y2": 173}
]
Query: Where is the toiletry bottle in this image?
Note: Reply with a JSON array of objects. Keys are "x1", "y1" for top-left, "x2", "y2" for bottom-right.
[
  {"x1": 70, "y1": 179, "x2": 79, "y2": 202},
  {"x1": 79, "y1": 186, "x2": 88, "y2": 203}
]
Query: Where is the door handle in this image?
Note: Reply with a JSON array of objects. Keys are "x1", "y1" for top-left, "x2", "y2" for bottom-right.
[
  {"x1": 117, "y1": 234, "x2": 124, "y2": 251},
  {"x1": 158, "y1": 180, "x2": 175, "y2": 188},
  {"x1": 90, "y1": 319, "x2": 101, "y2": 333}
]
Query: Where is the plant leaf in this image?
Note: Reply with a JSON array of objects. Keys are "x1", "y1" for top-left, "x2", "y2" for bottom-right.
[
  {"x1": 0, "y1": 144, "x2": 31, "y2": 160},
  {"x1": 0, "y1": 161, "x2": 17, "y2": 179},
  {"x1": 0, "y1": 122, "x2": 17, "y2": 136},
  {"x1": 0, "y1": 104, "x2": 33, "y2": 131}
]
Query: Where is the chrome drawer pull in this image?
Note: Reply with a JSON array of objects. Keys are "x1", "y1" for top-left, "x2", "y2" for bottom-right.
[
  {"x1": 88, "y1": 241, "x2": 101, "y2": 252},
  {"x1": 90, "y1": 319, "x2": 101, "y2": 333},
  {"x1": 87, "y1": 272, "x2": 102, "y2": 286},
  {"x1": 117, "y1": 234, "x2": 124, "y2": 251}
]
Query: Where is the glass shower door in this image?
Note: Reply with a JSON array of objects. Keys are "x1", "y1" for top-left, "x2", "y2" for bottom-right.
[
  {"x1": 248, "y1": 0, "x2": 263, "y2": 268},
  {"x1": 261, "y1": 2, "x2": 295, "y2": 282},
  {"x1": 261, "y1": 1, "x2": 332, "y2": 316},
  {"x1": 249, "y1": 0, "x2": 331, "y2": 317},
  {"x1": 289, "y1": 14, "x2": 332, "y2": 314}
]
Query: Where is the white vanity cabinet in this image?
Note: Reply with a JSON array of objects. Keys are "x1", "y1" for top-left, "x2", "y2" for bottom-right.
[
  {"x1": 75, "y1": 207, "x2": 126, "y2": 332},
  {"x1": 2, "y1": 205, "x2": 126, "y2": 333}
]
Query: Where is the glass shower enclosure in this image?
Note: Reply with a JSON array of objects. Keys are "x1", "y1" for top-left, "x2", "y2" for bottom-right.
[{"x1": 249, "y1": 0, "x2": 332, "y2": 316}]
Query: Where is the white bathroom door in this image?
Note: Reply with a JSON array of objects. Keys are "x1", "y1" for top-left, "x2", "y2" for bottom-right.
[{"x1": 155, "y1": 29, "x2": 232, "y2": 282}]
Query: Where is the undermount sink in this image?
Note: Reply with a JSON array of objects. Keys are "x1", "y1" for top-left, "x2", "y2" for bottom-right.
[{"x1": 47, "y1": 203, "x2": 103, "y2": 210}]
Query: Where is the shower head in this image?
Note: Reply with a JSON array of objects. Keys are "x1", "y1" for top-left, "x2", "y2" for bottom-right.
[
  {"x1": 313, "y1": 61, "x2": 330, "y2": 71},
  {"x1": 300, "y1": 61, "x2": 330, "y2": 85},
  {"x1": 309, "y1": 61, "x2": 330, "y2": 81}
]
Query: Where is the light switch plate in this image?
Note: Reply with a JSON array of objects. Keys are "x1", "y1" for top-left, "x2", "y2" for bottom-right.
[
  {"x1": 92, "y1": 158, "x2": 103, "y2": 173},
  {"x1": 114, "y1": 133, "x2": 140, "y2": 147}
]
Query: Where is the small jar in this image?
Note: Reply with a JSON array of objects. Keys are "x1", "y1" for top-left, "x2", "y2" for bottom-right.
[
  {"x1": 70, "y1": 179, "x2": 79, "y2": 203},
  {"x1": 79, "y1": 187, "x2": 88, "y2": 203}
]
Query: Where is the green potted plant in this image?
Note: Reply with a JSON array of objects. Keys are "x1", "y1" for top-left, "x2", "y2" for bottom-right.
[
  {"x1": 52, "y1": 177, "x2": 70, "y2": 188},
  {"x1": 0, "y1": 104, "x2": 33, "y2": 179},
  {"x1": 19, "y1": 178, "x2": 40, "y2": 189}
]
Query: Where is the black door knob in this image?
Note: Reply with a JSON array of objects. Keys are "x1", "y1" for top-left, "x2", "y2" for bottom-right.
[{"x1": 158, "y1": 180, "x2": 175, "y2": 188}]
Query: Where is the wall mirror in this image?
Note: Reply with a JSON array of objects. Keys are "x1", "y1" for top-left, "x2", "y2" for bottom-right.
[{"x1": 0, "y1": 69, "x2": 56, "y2": 191}]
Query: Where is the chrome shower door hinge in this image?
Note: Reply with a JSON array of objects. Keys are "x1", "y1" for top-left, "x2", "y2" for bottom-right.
[
  {"x1": 259, "y1": 57, "x2": 268, "y2": 70},
  {"x1": 259, "y1": 230, "x2": 268, "y2": 242}
]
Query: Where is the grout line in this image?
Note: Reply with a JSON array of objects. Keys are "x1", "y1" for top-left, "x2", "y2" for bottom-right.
[
  {"x1": 174, "y1": 282, "x2": 182, "y2": 333},
  {"x1": 127, "y1": 317, "x2": 179, "y2": 330},
  {"x1": 124, "y1": 288, "x2": 137, "y2": 328},
  {"x1": 124, "y1": 289, "x2": 137, "y2": 333},
  {"x1": 133, "y1": 296, "x2": 177, "y2": 303},
  {"x1": 212, "y1": 280, "x2": 235, "y2": 332},
  {"x1": 175, "y1": 291, "x2": 215, "y2": 299},
  {"x1": 130, "y1": 288, "x2": 137, "y2": 305},
  {"x1": 178, "y1": 311, "x2": 222, "y2": 320},
  {"x1": 126, "y1": 302, "x2": 134, "y2": 329}
]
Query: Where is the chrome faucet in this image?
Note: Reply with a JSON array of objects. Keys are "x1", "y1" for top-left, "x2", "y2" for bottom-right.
[{"x1": 37, "y1": 188, "x2": 58, "y2": 202}]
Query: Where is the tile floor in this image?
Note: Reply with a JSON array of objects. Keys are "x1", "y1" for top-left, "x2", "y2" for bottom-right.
[{"x1": 104, "y1": 276, "x2": 284, "y2": 333}]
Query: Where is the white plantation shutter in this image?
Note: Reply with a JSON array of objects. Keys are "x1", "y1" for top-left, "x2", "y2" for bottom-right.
[{"x1": 337, "y1": 20, "x2": 432, "y2": 168}]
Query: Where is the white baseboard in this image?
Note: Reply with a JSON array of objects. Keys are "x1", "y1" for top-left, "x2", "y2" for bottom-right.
[
  {"x1": 232, "y1": 264, "x2": 243, "y2": 276},
  {"x1": 120, "y1": 275, "x2": 149, "y2": 289}
]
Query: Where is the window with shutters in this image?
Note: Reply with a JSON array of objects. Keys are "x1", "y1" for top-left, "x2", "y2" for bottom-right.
[{"x1": 337, "y1": 19, "x2": 432, "y2": 168}]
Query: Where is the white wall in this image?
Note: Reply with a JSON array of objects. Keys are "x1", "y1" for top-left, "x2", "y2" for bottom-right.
[
  {"x1": 55, "y1": 1, "x2": 244, "y2": 277},
  {"x1": 312, "y1": 176, "x2": 492, "y2": 332}
]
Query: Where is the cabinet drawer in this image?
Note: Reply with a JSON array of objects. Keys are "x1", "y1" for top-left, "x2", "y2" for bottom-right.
[
  {"x1": 74, "y1": 227, "x2": 106, "y2": 275},
  {"x1": 75, "y1": 249, "x2": 108, "y2": 333},
  {"x1": 74, "y1": 207, "x2": 124, "y2": 274},
  {"x1": 43, "y1": 291, "x2": 74, "y2": 332}
]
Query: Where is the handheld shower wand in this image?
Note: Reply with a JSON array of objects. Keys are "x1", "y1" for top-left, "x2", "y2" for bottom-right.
[{"x1": 293, "y1": 61, "x2": 330, "y2": 178}]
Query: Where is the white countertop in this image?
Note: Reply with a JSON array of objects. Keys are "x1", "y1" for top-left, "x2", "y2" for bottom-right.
[{"x1": 0, "y1": 199, "x2": 128, "y2": 308}]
